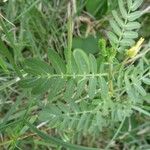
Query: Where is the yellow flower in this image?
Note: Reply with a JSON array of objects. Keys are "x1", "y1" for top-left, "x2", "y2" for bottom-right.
[{"x1": 126, "y1": 37, "x2": 144, "y2": 58}]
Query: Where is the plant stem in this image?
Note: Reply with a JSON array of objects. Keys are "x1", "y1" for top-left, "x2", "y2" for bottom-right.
[
  {"x1": 67, "y1": 0, "x2": 74, "y2": 74},
  {"x1": 109, "y1": 60, "x2": 114, "y2": 96}
]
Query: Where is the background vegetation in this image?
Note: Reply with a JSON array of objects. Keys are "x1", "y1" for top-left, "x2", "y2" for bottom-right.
[{"x1": 0, "y1": 0, "x2": 150, "y2": 149}]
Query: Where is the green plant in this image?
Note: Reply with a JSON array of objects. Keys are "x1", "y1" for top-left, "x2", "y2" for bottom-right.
[
  {"x1": 0, "y1": 0, "x2": 150, "y2": 149},
  {"x1": 20, "y1": 0, "x2": 149, "y2": 142},
  {"x1": 108, "y1": 0, "x2": 143, "y2": 51}
]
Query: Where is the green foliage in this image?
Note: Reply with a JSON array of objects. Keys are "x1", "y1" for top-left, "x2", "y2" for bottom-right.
[
  {"x1": 48, "y1": 49, "x2": 66, "y2": 74},
  {"x1": 20, "y1": 49, "x2": 149, "y2": 137},
  {"x1": 0, "y1": 0, "x2": 149, "y2": 149},
  {"x1": 0, "y1": 37, "x2": 14, "y2": 66},
  {"x1": 108, "y1": 0, "x2": 143, "y2": 51},
  {"x1": 17, "y1": 0, "x2": 149, "y2": 140},
  {"x1": 85, "y1": 0, "x2": 108, "y2": 18},
  {"x1": 98, "y1": 38, "x2": 116, "y2": 61},
  {"x1": 0, "y1": 57, "x2": 9, "y2": 73}
]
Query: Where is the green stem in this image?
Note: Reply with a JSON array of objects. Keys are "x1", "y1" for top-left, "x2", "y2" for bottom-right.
[
  {"x1": 67, "y1": 4, "x2": 73, "y2": 74},
  {"x1": 39, "y1": 73, "x2": 108, "y2": 78},
  {"x1": 109, "y1": 60, "x2": 114, "y2": 96}
]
